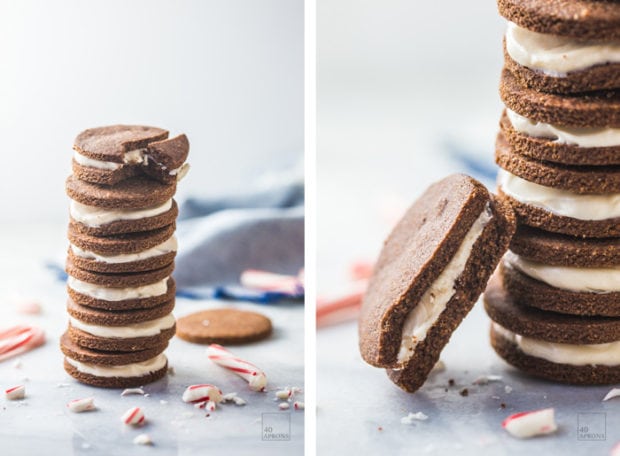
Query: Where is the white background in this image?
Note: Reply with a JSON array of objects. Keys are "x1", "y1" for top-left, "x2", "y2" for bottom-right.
[{"x1": 0, "y1": 0, "x2": 303, "y2": 224}]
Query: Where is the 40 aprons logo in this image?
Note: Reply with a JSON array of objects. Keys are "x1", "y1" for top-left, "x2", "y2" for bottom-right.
[{"x1": 262, "y1": 413, "x2": 291, "y2": 441}]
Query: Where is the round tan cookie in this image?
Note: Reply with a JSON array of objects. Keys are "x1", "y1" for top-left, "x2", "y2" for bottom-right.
[{"x1": 176, "y1": 309, "x2": 272, "y2": 344}]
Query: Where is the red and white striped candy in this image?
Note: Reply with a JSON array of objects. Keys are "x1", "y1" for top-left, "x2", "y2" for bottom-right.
[
  {"x1": 207, "y1": 344, "x2": 267, "y2": 392},
  {"x1": 294, "y1": 401, "x2": 304, "y2": 410},
  {"x1": 5, "y1": 385, "x2": 25, "y2": 400},
  {"x1": 0, "y1": 325, "x2": 45, "y2": 363},
  {"x1": 240, "y1": 270, "x2": 303, "y2": 294},
  {"x1": 502, "y1": 408, "x2": 557, "y2": 438},
  {"x1": 182, "y1": 384, "x2": 223, "y2": 404},
  {"x1": 121, "y1": 407, "x2": 145, "y2": 426},
  {"x1": 67, "y1": 397, "x2": 96, "y2": 413}
]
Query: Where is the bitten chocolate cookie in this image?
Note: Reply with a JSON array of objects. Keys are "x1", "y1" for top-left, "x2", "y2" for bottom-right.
[
  {"x1": 497, "y1": 0, "x2": 620, "y2": 40},
  {"x1": 499, "y1": 110, "x2": 620, "y2": 166},
  {"x1": 66, "y1": 175, "x2": 176, "y2": 210},
  {"x1": 500, "y1": 68, "x2": 620, "y2": 128},
  {"x1": 485, "y1": 273, "x2": 620, "y2": 385},
  {"x1": 176, "y1": 309, "x2": 272, "y2": 345},
  {"x1": 497, "y1": 170, "x2": 620, "y2": 238},
  {"x1": 358, "y1": 174, "x2": 516, "y2": 393},
  {"x1": 495, "y1": 131, "x2": 620, "y2": 194},
  {"x1": 73, "y1": 126, "x2": 190, "y2": 185},
  {"x1": 67, "y1": 277, "x2": 176, "y2": 311}
]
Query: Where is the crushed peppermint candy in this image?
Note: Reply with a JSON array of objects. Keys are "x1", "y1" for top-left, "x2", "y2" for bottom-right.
[
  {"x1": 504, "y1": 385, "x2": 513, "y2": 394},
  {"x1": 293, "y1": 401, "x2": 304, "y2": 410},
  {"x1": 133, "y1": 434, "x2": 153, "y2": 446},
  {"x1": 5, "y1": 385, "x2": 25, "y2": 400},
  {"x1": 278, "y1": 402, "x2": 290, "y2": 410},
  {"x1": 121, "y1": 388, "x2": 145, "y2": 397},
  {"x1": 401, "y1": 412, "x2": 428, "y2": 424},
  {"x1": 121, "y1": 407, "x2": 145, "y2": 426},
  {"x1": 222, "y1": 392, "x2": 247, "y2": 406},
  {"x1": 472, "y1": 375, "x2": 502, "y2": 385},
  {"x1": 67, "y1": 397, "x2": 96, "y2": 413},
  {"x1": 603, "y1": 388, "x2": 620, "y2": 402},
  {"x1": 502, "y1": 408, "x2": 557, "y2": 438}
]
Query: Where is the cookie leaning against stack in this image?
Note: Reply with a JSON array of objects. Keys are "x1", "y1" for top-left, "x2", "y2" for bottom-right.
[
  {"x1": 487, "y1": 0, "x2": 620, "y2": 384},
  {"x1": 61, "y1": 125, "x2": 189, "y2": 388}
]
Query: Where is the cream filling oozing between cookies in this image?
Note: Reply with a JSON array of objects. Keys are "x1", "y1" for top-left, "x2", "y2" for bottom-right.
[
  {"x1": 505, "y1": 22, "x2": 620, "y2": 76},
  {"x1": 396, "y1": 204, "x2": 493, "y2": 364},
  {"x1": 70, "y1": 236, "x2": 177, "y2": 264},
  {"x1": 69, "y1": 313, "x2": 175, "y2": 338},
  {"x1": 69, "y1": 199, "x2": 172, "y2": 227},
  {"x1": 498, "y1": 170, "x2": 620, "y2": 220},
  {"x1": 67, "y1": 276, "x2": 169, "y2": 301},
  {"x1": 73, "y1": 150, "x2": 189, "y2": 178},
  {"x1": 504, "y1": 251, "x2": 620, "y2": 293},
  {"x1": 506, "y1": 109, "x2": 620, "y2": 148},
  {"x1": 65, "y1": 353, "x2": 167, "y2": 377},
  {"x1": 493, "y1": 323, "x2": 620, "y2": 366}
]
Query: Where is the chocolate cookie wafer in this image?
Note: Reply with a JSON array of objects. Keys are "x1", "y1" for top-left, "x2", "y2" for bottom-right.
[{"x1": 358, "y1": 174, "x2": 516, "y2": 393}]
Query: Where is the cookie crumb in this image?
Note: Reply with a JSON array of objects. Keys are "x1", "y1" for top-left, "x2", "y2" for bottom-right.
[
  {"x1": 459, "y1": 388, "x2": 469, "y2": 397},
  {"x1": 500, "y1": 403, "x2": 506, "y2": 409},
  {"x1": 448, "y1": 379, "x2": 455, "y2": 387}
]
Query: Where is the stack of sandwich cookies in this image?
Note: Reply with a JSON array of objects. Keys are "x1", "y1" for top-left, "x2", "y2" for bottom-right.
[
  {"x1": 62, "y1": 125, "x2": 189, "y2": 388},
  {"x1": 487, "y1": 0, "x2": 620, "y2": 384},
  {"x1": 359, "y1": 174, "x2": 516, "y2": 393}
]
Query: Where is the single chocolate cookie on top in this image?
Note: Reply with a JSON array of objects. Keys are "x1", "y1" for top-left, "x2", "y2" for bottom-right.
[{"x1": 359, "y1": 174, "x2": 516, "y2": 393}]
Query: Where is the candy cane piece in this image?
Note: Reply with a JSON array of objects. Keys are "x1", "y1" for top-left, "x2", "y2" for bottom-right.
[
  {"x1": 240, "y1": 270, "x2": 303, "y2": 294},
  {"x1": 207, "y1": 344, "x2": 267, "y2": 392},
  {"x1": 5, "y1": 385, "x2": 25, "y2": 400},
  {"x1": 293, "y1": 401, "x2": 304, "y2": 410},
  {"x1": 502, "y1": 408, "x2": 557, "y2": 438},
  {"x1": 67, "y1": 397, "x2": 96, "y2": 413},
  {"x1": 182, "y1": 384, "x2": 223, "y2": 404},
  {"x1": 121, "y1": 407, "x2": 145, "y2": 426},
  {"x1": 0, "y1": 325, "x2": 45, "y2": 363}
]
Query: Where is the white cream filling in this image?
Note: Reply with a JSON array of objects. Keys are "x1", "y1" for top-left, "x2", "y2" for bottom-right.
[
  {"x1": 506, "y1": 109, "x2": 620, "y2": 148},
  {"x1": 498, "y1": 169, "x2": 620, "y2": 220},
  {"x1": 65, "y1": 353, "x2": 167, "y2": 378},
  {"x1": 71, "y1": 236, "x2": 177, "y2": 264},
  {"x1": 69, "y1": 199, "x2": 172, "y2": 227},
  {"x1": 67, "y1": 276, "x2": 169, "y2": 301},
  {"x1": 505, "y1": 251, "x2": 620, "y2": 293},
  {"x1": 493, "y1": 323, "x2": 620, "y2": 366},
  {"x1": 69, "y1": 313, "x2": 175, "y2": 339},
  {"x1": 73, "y1": 151, "x2": 123, "y2": 170},
  {"x1": 396, "y1": 204, "x2": 493, "y2": 364},
  {"x1": 505, "y1": 22, "x2": 620, "y2": 76}
]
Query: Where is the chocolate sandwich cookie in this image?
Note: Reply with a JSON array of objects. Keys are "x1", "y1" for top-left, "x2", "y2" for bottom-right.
[
  {"x1": 69, "y1": 199, "x2": 178, "y2": 237},
  {"x1": 176, "y1": 309, "x2": 272, "y2": 345},
  {"x1": 73, "y1": 126, "x2": 190, "y2": 185},
  {"x1": 500, "y1": 69, "x2": 620, "y2": 128},
  {"x1": 68, "y1": 276, "x2": 176, "y2": 312},
  {"x1": 358, "y1": 174, "x2": 516, "y2": 393},
  {"x1": 61, "y1": 331, "x2": 169, "y2": 388},
  {"x1": 497, "y1": 169, "x2": 620, "y2": 238},
  {"x1": 499, "y1": 110, "x2": 620, "y2": 166},
  {"x1": 66, "y1": 175, "x2": 176, "y2": 210},
  {"x1": 502, "y1": 225, "x2": 620, "y2": 316},
  {"x1": 66, "y1": 257, "x2": 174, "y2": 288},
  {"x1": 497, "y1": 0, "x2": 620, "y2": 41},
  {"x1": 485, "y1": 273, "x2": 620, "y2": 385},
  {"x1": 73, "y1": 125, "x2": 167, "y2": 185},
  {"x1": 67, "y1": 226, "x2": 177, "y2": 274},
  {"x1": 67, "y1": 312, "x2": 176, "y2": 353},
  {"x1": 495, "y1": 132, "x2": 620, "y2": 194},
  {"x1": 502, "y1": 40, "x2": 620, "y2": 95},
  {"x1": 67, "y1": 297, "x2": 175, "y2": 326},
  {"x1": 68, "y1": 223, "x2": 175, "y2": 257},
  {"x1": 60, "y1": 333, "x2": 168, "y2": 388}
]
